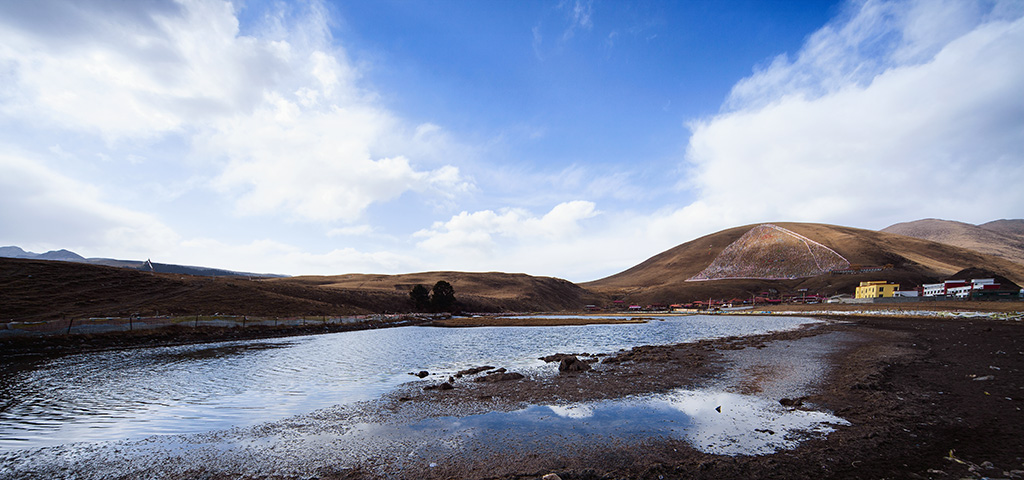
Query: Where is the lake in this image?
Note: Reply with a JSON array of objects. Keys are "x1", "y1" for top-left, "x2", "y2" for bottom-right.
[{"x1": 0, "y1": 314, "x2": 820, "y2": 452}]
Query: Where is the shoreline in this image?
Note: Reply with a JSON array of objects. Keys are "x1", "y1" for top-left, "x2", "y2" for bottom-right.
[
  {"x1": 4, "y1": 305, "x2": 1019, "y2": 359},
  {"x1": 5, "y1": 314, "x2": 1022, "y2": 479}
]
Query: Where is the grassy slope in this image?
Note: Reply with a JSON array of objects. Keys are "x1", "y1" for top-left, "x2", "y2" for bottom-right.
[
  {"x1": 583, "y1": 222, "x2": 1024, "y2": 304},
  {"x1": 0, "y1": 259, "x2": 598, "y2": 321},
  {"x1": 882, "y1": 218, "x2": 1024, "y2": 265}
]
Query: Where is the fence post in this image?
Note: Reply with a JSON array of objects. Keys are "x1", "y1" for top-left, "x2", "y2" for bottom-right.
[
  {"x1": 129, "y1": 314, "x2": 133, "y2": 332},
  {"x1": 65, "y1": 314, "x2": 72, "y2": 335},
  {"x1": 195, "y1": 315, "x2": 199, "y2": 328}
]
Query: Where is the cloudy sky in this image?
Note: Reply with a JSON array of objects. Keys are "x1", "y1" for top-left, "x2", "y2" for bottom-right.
[{"x1": 1, "y1": 0, "x2": 1021, "y2": 281}]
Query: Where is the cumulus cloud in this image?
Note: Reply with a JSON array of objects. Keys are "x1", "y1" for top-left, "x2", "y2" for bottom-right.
[
  {"x1": 413, "y1": 201, "x2": 599, "y2": 270},
  {"x1": 204, "y1": 98, "x2": 468, "y2": 222},
  {"x1": 0, "y1": 0, "x2": 469, "y2": 224},
  {"x1": 0, "y1": 0, "x2": 276, "y2": 139},
  {"x1": 684, "y1": 0, "x2": 1024, "y2": 230}
]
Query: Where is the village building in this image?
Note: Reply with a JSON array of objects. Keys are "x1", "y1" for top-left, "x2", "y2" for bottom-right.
[
  {"x1": 921, "y1": 278, "x2": 1002, "y2": 298},
  {"x1": 922, "y1": 283, "x2": 945, "y2": 297},
  {"x1": 855, "y1": 281, "x2": 900, "y2": 299}
]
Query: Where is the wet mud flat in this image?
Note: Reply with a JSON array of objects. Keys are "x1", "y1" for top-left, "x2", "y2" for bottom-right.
[{"x1": 3, "y1": 317, "x2": 1024, "y2": 480}]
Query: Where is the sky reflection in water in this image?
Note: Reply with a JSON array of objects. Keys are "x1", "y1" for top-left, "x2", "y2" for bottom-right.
[{"x1": 396, "y1": 389, "x2": 847, "y2": 456}]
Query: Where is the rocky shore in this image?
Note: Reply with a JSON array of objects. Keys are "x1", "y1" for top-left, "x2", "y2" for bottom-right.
[{"x1": 3, "y1": 314, "x2": 1021, "y2": 480}]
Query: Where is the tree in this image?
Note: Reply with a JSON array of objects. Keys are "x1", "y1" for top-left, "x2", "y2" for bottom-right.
[
  {"x1": 430, "y1": 280, "x2": 456, "y2": 312},
  {"x1": 410, "y1": 284, "x2": 430, "y2": 311}
]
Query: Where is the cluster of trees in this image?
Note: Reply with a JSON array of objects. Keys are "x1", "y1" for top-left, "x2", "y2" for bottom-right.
[{"x1": 410, "y1": 281, "x2": 456, "y2": 312}]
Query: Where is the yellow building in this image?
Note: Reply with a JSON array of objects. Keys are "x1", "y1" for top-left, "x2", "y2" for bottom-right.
[{"x1": 855, "y1": 281, "x2": 900, "y2": 299}]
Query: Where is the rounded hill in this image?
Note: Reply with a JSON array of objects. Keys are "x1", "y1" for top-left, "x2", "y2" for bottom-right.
[{"x1": 583, "y1": 222, "x2": 1024, "y2": 304}]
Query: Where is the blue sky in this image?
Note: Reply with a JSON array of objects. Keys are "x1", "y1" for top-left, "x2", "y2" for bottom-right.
[{"x1": 1, "y1": 0, "x2": 1022, "y2": 281}]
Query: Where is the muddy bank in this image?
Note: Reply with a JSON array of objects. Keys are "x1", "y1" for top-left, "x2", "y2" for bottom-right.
[
  {"x1": 3, "y1": 316, "x2": 1023, "y2": 480},
  {"x1": 362, "y1": 317, "x2": 1023, "y2": 479}
]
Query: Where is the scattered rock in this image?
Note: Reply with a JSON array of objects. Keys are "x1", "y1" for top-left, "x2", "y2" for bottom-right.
[
  {"x1": 454, "y1": 366, "x2": 494, "y2": 378},
  {"x1": 423, "y1": 381, "x2": 454, "y2": 391},
  {"x1": 973, "y1": 375, "x2": 995, "y2": 381},
  {"x1": 540, "y1": 353, "x2": 581, "y2": 363},
  {"x1": 415, "y1": 371, "x2": 429, "y2": 378},
  {"x1": 715, "y1": 405, "x2": 722, "y2": 413},
  {"x1": 780, "y1": 397, "x2": 803, "y2": 407},
  {"x1": 542, "y1": 474, "x2": 562, "y2": 480},
  {"x1": 755, "y1": 428, "x2": 775, "y2": 435},
  {"x1": 474, "y1": 371, "x2": 525, "y2": 382},
  {"x1": 558, "y1": 356, "x2": 592, "y2": 373}
]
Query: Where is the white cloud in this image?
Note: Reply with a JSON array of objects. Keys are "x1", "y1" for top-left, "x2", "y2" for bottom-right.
[
  {"x1": 413, "y1": 201, "x2": 599, "y2": 273},
  {"x1": 0, "y1": 0, "x2": 471, "y2": 225},
  {"x1": 724, "y1": 0, "x2": 1013, "y2": 111},
  {"x1": 416, "y1": 201, "x2": 598, "y2": 251},
  {"x1": 0, "y1": 0, "x2": 277, "y2": 140},
  {"x1": 327, "y1": 225, "x2": 375, "y2": 237},
  {"x1": 175, "y1": 237, "x2": 417, "y2": 275},
  {"x1": 683, "y1": 0, "x2": 1024, "y2": 230},
  {"x1": 563, "y1": 0, "x2": 594, "y2": 39},
  {"x1": 204, "y1": 96, "x2": 468, "y2": 222},
  {"x1": 0, "y1": 152, "x2": 179, "y2": 257}
]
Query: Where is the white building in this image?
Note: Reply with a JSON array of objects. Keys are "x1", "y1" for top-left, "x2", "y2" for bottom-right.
[
  {"x1": 922, "y1": 283, "x2": 945, "y2": 297},
  {"x1": 924, "y1": 278, "x2": 1000, "y2": 298},
  {"x1": 947, "y1": 284, "x2": 973, "y2": 298}
]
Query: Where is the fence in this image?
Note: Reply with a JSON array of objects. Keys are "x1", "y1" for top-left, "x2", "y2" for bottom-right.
[{"x1": 0, "y1": 313, "x2": 441, "y2": 338}]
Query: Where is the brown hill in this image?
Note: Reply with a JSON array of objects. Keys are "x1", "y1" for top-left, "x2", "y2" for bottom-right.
[
  {"x1": 274, "y1": 271, "x2": 599, "y2": 312},
  {"x1": 0, "y1": 258, "x2": 594, "y2": 322},
  {"x1": 980, "y1": 219, "x2": 1024, "y2": 237},
  {"x1": 583, "y1": 222, "x2": 1024, "y2": 304},
  {"x1": 881, "y1": 218, "x2": 1024, "y2": 265},
  {"x1": 688, "y1": 224, "x2": 850, "y2": 280}
]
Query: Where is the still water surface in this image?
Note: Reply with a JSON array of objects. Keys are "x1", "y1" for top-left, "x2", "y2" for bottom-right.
[{"x1": 0, "y1": 315, "x2": 819, "y2": 451}]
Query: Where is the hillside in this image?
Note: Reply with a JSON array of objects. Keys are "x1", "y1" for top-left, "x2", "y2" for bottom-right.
[
  {"x1": 979, "y1": 219, "x2": 1024, "y2": 237},
  {"x1": 584, "y1": 222, "x2": 1024, "y2": 304},
  {"x1": 881, "y1": 219, "x2": 1024, "y2": 265},
  {"x1": 0, "y1": 258, "x2": 595, "y2": 322},
  {"x1": 688, "y1": 224, "x2": 850, "y2": 280},
  {"x1": 276, "y1": 271, "x2": 599, "y2": 312}
]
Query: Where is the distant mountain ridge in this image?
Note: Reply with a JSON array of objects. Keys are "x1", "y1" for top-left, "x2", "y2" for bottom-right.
[
  {"x1": 0, "y1": 246, "x2": 281, "y2": 278},
  {"x1": 0, "y1": 246, "x2": 85, "y2": 262},
  {"x1": 880, "y1": 219, "x2": 1024, "y2": 266}
]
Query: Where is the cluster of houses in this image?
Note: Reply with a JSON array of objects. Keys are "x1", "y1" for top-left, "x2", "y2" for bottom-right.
[
  {"x1": 583, "y1": 276, "x2": 1022, "y2": 312},
  {"x1": 853, "y1": 278, "x2": 1021, "y2": 300}
]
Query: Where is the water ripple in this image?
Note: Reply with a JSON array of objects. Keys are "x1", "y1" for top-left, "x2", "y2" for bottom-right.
[{"x1": 0, "y1": 315, "x2": 819, "y2": 451}]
